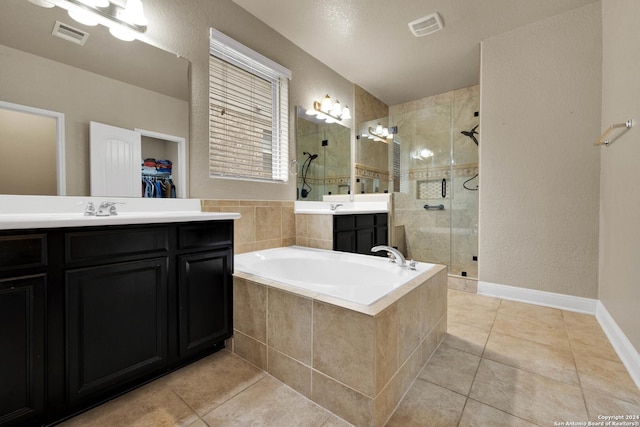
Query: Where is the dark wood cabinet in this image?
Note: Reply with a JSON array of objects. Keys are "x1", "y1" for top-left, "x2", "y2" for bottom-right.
[
  {"x1": 65, "y1": 258, "x2": 169, "y2": 403},
  {"x1": 178, "y1": 250, "x2": 232, "y2": 358},
  {"x1": 0, "y1": 275, "x2": 45, "y2": 426},
  {"x1": 333, "y1": 213, "x2": 388, "y2": 255},
  {"x1": 0, "y1": 220, "x2": 234, "y2": 426}
]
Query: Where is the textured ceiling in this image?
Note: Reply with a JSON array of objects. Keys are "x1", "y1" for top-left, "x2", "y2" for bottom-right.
[{"x1": 233, "y1": 0, "x2": 598, "y2": 106}]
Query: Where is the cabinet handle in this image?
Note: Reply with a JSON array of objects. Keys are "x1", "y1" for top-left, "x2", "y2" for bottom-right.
[{"x1": 441, "y1": 179, "x2": 446, "y2": 198}]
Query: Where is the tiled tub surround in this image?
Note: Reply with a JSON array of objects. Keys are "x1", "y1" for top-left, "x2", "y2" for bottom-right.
[{"x1": 232, "y1": 252, "x2": 448, "y2": 426}]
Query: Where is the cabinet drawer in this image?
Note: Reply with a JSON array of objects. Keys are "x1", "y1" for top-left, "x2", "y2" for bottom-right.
[
  {"x1": 334, "y1": 215, "x2": 355, "y2": 231},
  {"x1": 65, "y1": 227, "x2": 169, "y2": 264},
  {"x1": 355, "y1": 214, "x2": 375, "y2": 228},
  {"x1": 178, "y1": 221, "x2": 232, "y2": 250},
  {"x1": 0, "y1": 234, "x2": 47, "y2": 271}
]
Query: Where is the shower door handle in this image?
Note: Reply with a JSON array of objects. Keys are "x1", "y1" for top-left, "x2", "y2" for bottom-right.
[{"x1": 441, "y1": 179, "x2": 446, "y2": 198}]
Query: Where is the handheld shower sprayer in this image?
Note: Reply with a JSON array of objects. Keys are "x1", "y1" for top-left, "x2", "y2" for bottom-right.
[{"x1": 300, "y1": 152, "x2": 318, "y2": 198}]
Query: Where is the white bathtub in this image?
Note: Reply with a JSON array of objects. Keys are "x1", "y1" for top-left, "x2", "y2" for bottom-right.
[{"x1": 234, "y1": 246, "x2": 436, "y2": 306}]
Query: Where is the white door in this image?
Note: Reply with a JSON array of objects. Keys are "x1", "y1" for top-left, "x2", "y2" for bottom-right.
[{"x1": 90, "y1": 122, "x2": 141, "y2": 197}]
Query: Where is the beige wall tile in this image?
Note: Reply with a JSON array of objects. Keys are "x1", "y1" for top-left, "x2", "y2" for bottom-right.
[
  {"x1": 375, "y1": 304, "x2": 398, "y2": 394},
  {"x1": 233, "y1": 278, "x2": 267, "y2": 342},
  {"x1": 306, "y1": 214, "x2": 333, "y2": 240},
  {"x1": 267, "y1": 289, "x2": 312, "y2": 364},
  {"x1": 254, "y1": 239, "x2": 282, "y2": 251},
  {"x1": 281, "y1": 207, "x2": 296, "y2": 239},
  {"x1": 311, "y1": 371, "x2": 374, "y2": 427},
  {"x1": 234, "y1": 242, "x2": 256, "y2": 254},
  {"x1": 227, "y1": 206, "x2": 256, "y2": 244},
  {"x1": 233, "y1": 331, "x2": 267, "y2": 370},
  {"x1": 398, "y1": 288, "x2": 422, "y2": 364},
  {"x1": 267, "y1": 348, "x2": 311, "y2": 398},
  {"x1": 256, "y1": 206, "x2": 282, "y2": 241},
  {"x1": 313, "y1": 301, "x2": 376, "y2": 397},
  {"x1": 295, "y1": 214, "x2": 308, "y2": 237},
  {"x1": 421, "y1": 329, "x2": 439, "y2": 366},
  {"x1": 306, "y1": 238, "x2": 333, "y2": 250}
]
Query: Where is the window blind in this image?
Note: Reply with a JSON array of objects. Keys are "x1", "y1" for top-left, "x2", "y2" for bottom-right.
[{"x1": 209, "y1": 28, "x2": 290, "y2": 182}]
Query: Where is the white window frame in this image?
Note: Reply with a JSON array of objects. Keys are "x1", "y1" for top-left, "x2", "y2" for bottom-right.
[{"x1": 209, "y1": 28, "x2": 291, "y2": 182}]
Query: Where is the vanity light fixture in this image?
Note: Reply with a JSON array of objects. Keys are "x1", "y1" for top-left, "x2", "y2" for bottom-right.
[
  {"x1": 365, "y1": 124, "x2": 394, "y2": 142},
  {"x1": 306, "y1": 94, "x2": 351, "y2": 123},
  {"x1": 27, "y1": 0, "x2": 148, "y2": 41}
]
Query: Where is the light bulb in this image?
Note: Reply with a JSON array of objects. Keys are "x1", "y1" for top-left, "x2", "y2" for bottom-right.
[
  {"x1": 341, "y1": 106, "x2": 351, "y2": 120},
  {"x1": 330, "y1": 100, "x2": 342, "y2": 117},
  {"x1": 109, "y1": 25, "x2": 136, "y2": 41},
  {"x1": 320, "y1": 94, "x2": 332, "y2": 113},
  {"x1": 120, "y1": 0, "x2": 148, "y2": 26},
  {"x1": 68, "y1": 8, "x2": 98, "y2": 26},
  {"x1": 27, "y1": 0, "x2": 55, "y2": 8}
]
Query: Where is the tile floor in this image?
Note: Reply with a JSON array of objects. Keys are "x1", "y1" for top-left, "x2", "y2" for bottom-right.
[{"x1": 60, "y1": 289, "x2": 640, "y2": 427}]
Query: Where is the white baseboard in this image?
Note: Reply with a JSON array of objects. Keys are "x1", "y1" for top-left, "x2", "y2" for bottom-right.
[
  {"x1": 477, "y1": 281, "x2": 598, "y2": 314},
  {"x1": 477, "y1": 281, "x2": 640, "y2": 390},
  {"x1": 596, "y1": 301, "x2": 640, "y2": 390}
]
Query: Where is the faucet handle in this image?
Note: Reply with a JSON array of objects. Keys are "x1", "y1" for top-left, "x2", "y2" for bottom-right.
[
  {"x1": 76, "y1": 201, "x2": 96, "y2": 216},
  {"x1": 409, "y1": 260, "x2": 417, "y2": 270}
]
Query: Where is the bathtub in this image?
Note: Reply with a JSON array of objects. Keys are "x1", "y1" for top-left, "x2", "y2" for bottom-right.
[
  {"x1": 232, "y1": 245, "x2": 447, "y2": 426},
  {"x1": 234, "y1": 246, "x2": 436, "y2": 306}
]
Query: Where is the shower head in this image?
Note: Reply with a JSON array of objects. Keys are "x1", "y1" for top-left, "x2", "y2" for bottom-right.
[
  {"x1": 461, "y1": 125, "x2": 479, "y2": 146},
  {"x1": 303, "y1": 152, "x2": 318, "y2": 160}
]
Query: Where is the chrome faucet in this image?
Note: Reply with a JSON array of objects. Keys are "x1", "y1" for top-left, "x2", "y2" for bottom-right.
[
  {"x1": 330, "y1": 203, "x2": 343, "y2": 211},
  {"x1": 371, "y1": 245, "x2": 407, "y2": 267},
  {"x1": 83, "y1": 202, "x2": 96, "y2": 216},
  {"x1": 96, "y1": 201, "x2": 120, "y2": 216}
]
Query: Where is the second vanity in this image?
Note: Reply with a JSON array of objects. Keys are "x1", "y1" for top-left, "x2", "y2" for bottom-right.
[{"x1": 0, "y1": 196, "x2": 240, "y2": 426}]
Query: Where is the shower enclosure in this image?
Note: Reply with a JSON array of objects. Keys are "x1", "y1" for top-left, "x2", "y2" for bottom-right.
[{"x1": 358, "y1": 85, "x2": 479, "y2": 278}]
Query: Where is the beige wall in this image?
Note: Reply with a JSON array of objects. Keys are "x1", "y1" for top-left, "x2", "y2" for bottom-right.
[
  {"x1": 141, "y1": 0, "x2": 354, "y2": 201},
  {"x1": 479, "y1": 3, "x2": 601, "y2": 298},
  {"x1": 599, "y1": 1, "x2": 640, "y2": 352},
  {"x1": 0, "y1": 108, "x2": 56, "y2": 195}
]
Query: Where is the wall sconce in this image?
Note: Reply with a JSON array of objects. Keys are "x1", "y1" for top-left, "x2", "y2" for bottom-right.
[
  {"x1": 362, "y1": 124, "x2": 395, "y2": 142},
  {"x1": 306, "y1": 94, "x2": 351, "y2": 123},
  {"x1": 28, "y1": 0, "x2": 148, "y2": 41}
]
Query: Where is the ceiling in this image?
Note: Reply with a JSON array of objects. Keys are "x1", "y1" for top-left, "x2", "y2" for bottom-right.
[{"x1": 233, "y1": 0, "x2": 598, "y2": 106}]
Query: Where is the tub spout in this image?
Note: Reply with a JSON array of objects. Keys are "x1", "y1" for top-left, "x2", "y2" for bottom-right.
[{"x1": 371, "y1": 245, "x2": 407, "y2": 267}]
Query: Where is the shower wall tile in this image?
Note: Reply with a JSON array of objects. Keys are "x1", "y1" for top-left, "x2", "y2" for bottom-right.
[{"x1": 232, "y1": 331, "x2": 267, "y2": 370}]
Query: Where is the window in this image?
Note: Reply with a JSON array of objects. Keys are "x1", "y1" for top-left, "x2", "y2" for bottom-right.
[{"x1": 209, "y1": 28, "x2": 291, "y2": 182}]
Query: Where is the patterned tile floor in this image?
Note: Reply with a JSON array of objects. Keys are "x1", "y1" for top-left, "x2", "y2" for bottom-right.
[{"x1": 60, "y1": 289, "x2": 640, "y2": 426}]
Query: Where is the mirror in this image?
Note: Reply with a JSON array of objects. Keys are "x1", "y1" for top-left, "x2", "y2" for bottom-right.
[
  {"x1": 295, "y1": 106, "x2": 351, "y2": 201},
  {"x1": 356, "y1": 118, "x2": 394, "y2": 194},
  {"x1": 0, "y1": 0, "x2": 190, "y2": 197}
]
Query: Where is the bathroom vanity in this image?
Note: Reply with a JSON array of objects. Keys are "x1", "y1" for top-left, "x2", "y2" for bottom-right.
[{"x1": 0, "y1": 197, "x2": 238, "y2": 426}]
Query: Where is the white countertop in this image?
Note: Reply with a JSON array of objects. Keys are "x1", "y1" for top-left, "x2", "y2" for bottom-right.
[
  {"x1": 294, "y1": 201, "x2": 388, "y2": 215},
  {"x1": 0, "y1": 195, "x2": 240, "y2": 230}
]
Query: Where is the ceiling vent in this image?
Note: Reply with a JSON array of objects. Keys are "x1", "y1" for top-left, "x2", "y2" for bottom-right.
[
  {"x1": 52, "y1": 21, "x2": 90, "y2": 46},
  {"x1": 408, "y1": 12, "x2": 444, "y2": 37}
]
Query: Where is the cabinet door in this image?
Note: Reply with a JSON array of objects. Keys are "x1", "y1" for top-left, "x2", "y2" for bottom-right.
[
  {"x1": 334, "y1": 230, "x2": 356, "y2": 253},
  {"x1": 0, "y1": 275, "x2": 44, "y2": 426},
  {"x1": 65, "y1": 258, "x2": 168, "y2": 403},
  {"x1": 355, "y1": 228, "x2": 375, "y2": 254},
  {"x1": 178, "y1": 249, "x2": 232, "y2": 359}
]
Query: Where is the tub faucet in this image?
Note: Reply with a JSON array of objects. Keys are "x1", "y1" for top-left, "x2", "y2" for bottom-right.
[{"x1": 371, "y1": 245, "x2": 407, "y2": 268}]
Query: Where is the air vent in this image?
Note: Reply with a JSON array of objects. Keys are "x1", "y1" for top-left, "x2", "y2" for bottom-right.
[
  {"x1": 408, "y1": 12, "x2": 444, "y2": 37},
  {"x1": 52, "y1": 21, "x2": 89, "y2": 46}
]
